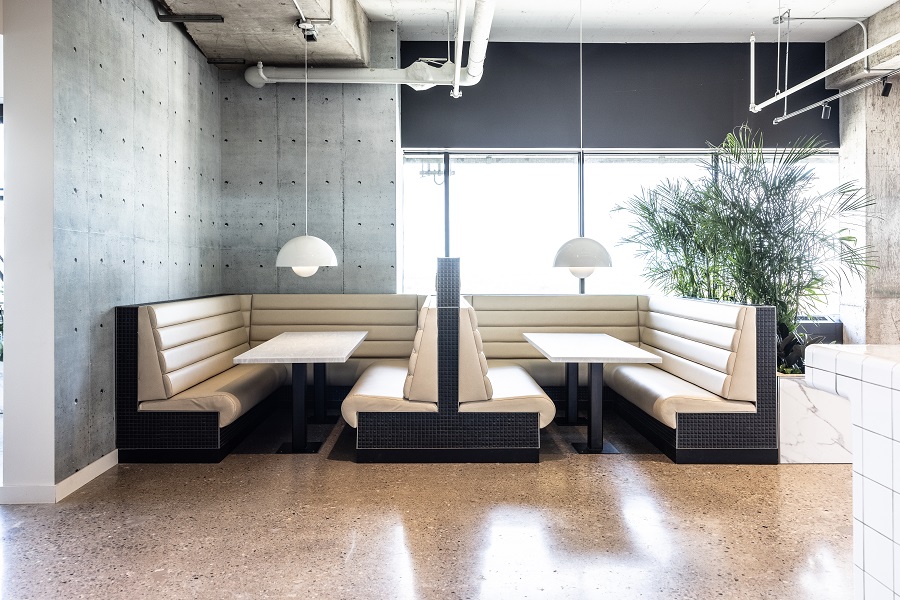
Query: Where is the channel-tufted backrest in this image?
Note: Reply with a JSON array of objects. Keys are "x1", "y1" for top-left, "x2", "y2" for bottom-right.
[
  {"x1": 137, "y1": 295, "x2": 252, "y2": 401},
  {"x1": 403, "y1": 296, "x2": 493, "y2": 404},
  {"x1": 638, "y1": 296, "x2": 757, "y2": 402},
  {"x1": 249, "y1": 294, "x2": 423, "y2": 358}
]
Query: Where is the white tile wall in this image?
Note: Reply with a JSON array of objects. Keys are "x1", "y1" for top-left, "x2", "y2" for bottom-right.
[{"x1": 804, "y1": 344, "x2": 900, "y2": 599}]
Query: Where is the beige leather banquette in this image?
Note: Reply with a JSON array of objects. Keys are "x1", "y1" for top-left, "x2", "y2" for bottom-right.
[
  {"x1": 606, "y1": 296, "x2": 757, "y2": 428},
  {"x1": 470, "y1": 295, "x2": 759, "y2": 429},
  {"x1": 340, "y1": 297, "x2": 557, "y2": 428},
  {"x1": 137, "y1": 295, "x2": 286, "y2": 427},
  {"x1": 250, "y1": 294, "x2": 424, "y2": 385},
  {"x1": 134, "y1": 293, "x2": 759, "y2": 433}
]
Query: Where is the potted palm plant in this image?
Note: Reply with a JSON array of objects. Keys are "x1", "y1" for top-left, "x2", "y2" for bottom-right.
[{"x1": 617, "y1": 125, "x2": 875, "y2": 373}]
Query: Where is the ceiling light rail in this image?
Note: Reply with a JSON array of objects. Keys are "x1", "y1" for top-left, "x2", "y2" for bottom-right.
[
  {"x1": 749, "y1": 29, "x2": 900, "y2": 113},
  {"x1": 772, "y1": 67, "x2": 900, "y2": 124}
]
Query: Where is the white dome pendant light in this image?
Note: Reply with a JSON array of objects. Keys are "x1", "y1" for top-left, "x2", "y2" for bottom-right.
[
  {"x1": 276, "y1": 30, "x2": 337, "y2": 277},
  {"x1": 553, "y1": 0, "x2": 611, "y2": 288},
  {"x1": 554, "y1": 237, "x2": 612, "y2": 279}
]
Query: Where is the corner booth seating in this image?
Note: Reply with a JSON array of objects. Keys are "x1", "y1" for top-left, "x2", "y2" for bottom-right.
[{"x1": 116, "y1": 293, "x2": 775, "y2": 463}]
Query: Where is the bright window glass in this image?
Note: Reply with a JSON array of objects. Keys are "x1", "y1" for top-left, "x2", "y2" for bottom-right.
[
  {"x1": 583, "y1": 154, "x2": 706, "y2": 295},
  {"x1": 448, "y1": 154, "x2": 579, "y2": 294},
  {"x1": 399, "y1": 151, "x2": 842, "y2": 305},
  {"x1": 398, "y1": 155, "x2": 445, "y2": 294}
]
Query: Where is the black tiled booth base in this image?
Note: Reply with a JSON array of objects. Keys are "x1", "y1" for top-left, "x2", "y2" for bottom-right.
[
  {"x1": 356, "y1": 412, "x2": 540, "y2": 463},
  {"x1": 115, "y1": 301, "x2": 276, "y2": 463},
  {"x1": 615, "y1": 305, "x2": 779, "y2": 465}
]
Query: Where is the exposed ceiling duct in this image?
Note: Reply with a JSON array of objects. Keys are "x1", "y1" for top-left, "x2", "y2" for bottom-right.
[{"x1": 245, "y1": 0, "x2": 497, "y2": 96}]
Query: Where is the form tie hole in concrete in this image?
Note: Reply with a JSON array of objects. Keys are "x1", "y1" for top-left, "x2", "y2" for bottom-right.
[
  {"x1": 259, "y1": 181, "x2": 263, "y2": 185},
  {"x1": 325, "y1": 181, "x2": 329, "y2": 184},
  {"x1": 74, "y1": 47, "x2": 77, "y2": 52},
  {"x1": 75, "y1": 398, "x2": 78, "y2": 404},
  {"x1": 75, "y1": 328, "x2": 78, "y2": 332},
  {"x1": 73, "y1": 118, "x2": 77, "y2": 123},
  {"x1": 100, "y1": 258, "x2": 103, "y2": 263},
  {"x1": 259, "y1": 223, "x2": 264, "y2": 227},
  {"x1": 291, "y1": 181, "x2": 296, "y2": 185},
  {"x1": 74, "y1": 258, "x2": 77, "y2": 262}
]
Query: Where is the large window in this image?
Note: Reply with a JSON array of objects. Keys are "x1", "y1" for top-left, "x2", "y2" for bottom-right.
[{"x1": 399, "y1": 151, "x2": 841, "y2": 304}]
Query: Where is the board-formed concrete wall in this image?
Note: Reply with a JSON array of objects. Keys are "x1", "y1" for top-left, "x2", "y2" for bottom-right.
[
  {"x1": 52, "y1": 0, "x2": 222, "y2": 481},
  {"x1": 219, "y1": 23, "x2": 400, "y2": 294}
]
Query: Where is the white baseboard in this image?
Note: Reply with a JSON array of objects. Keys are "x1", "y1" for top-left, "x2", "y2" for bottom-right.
[
  {"x1": 0, "y1": 484, "x2": 57, "y2": 504},
  {"x1": 56, "y1": 449, "x2": 119, "y2": 501},
  {"x1": 0, "y1": 449, "x2": 119, "y2": 504}
]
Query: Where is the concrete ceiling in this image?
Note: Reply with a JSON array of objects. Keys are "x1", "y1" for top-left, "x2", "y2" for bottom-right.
[
  {"x1": 161, "y1": 0, "x2": 900, "y2": 67},
  {"x1": 364, "y1": 0, "x2": 900, "y2": 43}
]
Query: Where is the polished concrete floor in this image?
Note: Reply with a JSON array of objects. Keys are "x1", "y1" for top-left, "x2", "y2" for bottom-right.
[{"x1": 1, "y1": 408, "x2": 851, "y2": 600}]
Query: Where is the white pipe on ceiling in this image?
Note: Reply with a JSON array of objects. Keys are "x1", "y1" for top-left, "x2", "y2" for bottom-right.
[
  {"x1": 451, "y1": 0, "x2": 470, "y2": 98},
  {"x1": 244, "y1": 0, "x2": 498, "y2": 94}
]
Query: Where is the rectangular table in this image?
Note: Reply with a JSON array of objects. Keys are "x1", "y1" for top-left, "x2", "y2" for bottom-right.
[
  {"x1": 524, "y1": 332, "x2": 661, "y2": 454},
  {"x1": 234, "y1": 331, "x2": 367, "y2": 454}
]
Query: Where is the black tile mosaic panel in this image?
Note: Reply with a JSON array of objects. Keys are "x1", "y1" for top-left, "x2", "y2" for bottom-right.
[
  {"x1": 676, "y1": 306, "x2": 778, "y2": 450},
  {"x1": 356, "y1": 412, "x2": 540, "y2": 449}
]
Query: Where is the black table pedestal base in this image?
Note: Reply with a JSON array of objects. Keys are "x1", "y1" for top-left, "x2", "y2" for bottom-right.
[
  {"x1": 572, "y1": 441, "x2": 620, "y2": 454},
  {"x1": 277, "y1": 441, "x2": 322, "y2": 454}
]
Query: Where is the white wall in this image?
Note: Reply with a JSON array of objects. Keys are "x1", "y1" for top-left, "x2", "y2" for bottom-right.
[{"x1": 1, "y1": 0, "x2": 56, "y2": 502}]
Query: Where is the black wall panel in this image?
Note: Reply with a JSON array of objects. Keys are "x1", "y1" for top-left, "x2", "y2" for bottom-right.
[{"x1": 400, "y1": 42, "x2": 839, "y2": 149}]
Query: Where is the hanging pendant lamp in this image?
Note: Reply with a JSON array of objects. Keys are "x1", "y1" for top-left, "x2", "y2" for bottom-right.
[
  {"x1": 276, "y1": 27, "x2": 337, "y2": 277},
  {"x1": 554, "y1": 237, "x2": 612, "y2": 279},
  {"x1": 553, "y1": 0, "x2": 611, "y2": 282}
]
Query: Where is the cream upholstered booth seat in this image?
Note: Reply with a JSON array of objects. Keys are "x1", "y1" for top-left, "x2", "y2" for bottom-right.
[
  {"x1": 604, "y1": 296, "x2": 758, "y2": 428},
  {"x1": 137, "y1": 295, "x2": 287, "y2": 427},
  {"x1": 468, "y1": 295, "x2": 759, "y2": 429},
  {"x1": 340, "y1": 297, "x2": 556, "y2": 428}
]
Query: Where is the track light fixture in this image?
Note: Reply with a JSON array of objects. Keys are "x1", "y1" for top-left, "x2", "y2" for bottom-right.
[
  {"x1": 296, "y1": 20, "x2": 319, "y2": 42},
  {"x1": 821, "y1": 103, "x2": 831, "y2": 120},
  {"x1": 882, "y1": 77, "x2": 893, "y2": 97}
]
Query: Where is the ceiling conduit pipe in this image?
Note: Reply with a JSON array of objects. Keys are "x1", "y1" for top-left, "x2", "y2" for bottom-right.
[
  {"x1": 450, "y1": 0, "x2": 470, "y2": 98},
  {"x1": 244, "y1": 0, "x2": 497, "y2": 93}
]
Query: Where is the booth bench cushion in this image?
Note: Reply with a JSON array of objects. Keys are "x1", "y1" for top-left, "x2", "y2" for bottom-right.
[
  {"x1": 604, "y1": 296, "x2": 758, "y2": 428},
  {"x1": 340, "y1": 298, "x2": 556, "y2": 428},
  {"x1": 137, "y1": 295, "x2": 285, "y2": 427}
]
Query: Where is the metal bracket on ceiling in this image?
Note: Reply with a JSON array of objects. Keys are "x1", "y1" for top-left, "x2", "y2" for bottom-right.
[{"x1": 154, "y1": 1, "x2": 224, "y2": 23}]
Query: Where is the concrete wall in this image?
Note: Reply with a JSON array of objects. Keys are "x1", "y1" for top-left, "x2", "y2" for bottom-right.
[
  {"x1": 219, "y1": 23, "x2": 399, "y2": 294},
  {"x1": 52, "y1": 0, "x2": 222, "y2": 481},
  {"x1": 829, "y1": 0, "x2": 900, "y2": 344}
]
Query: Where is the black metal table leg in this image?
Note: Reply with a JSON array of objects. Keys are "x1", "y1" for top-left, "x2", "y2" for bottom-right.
[
  {"x1": 573, "y1": 362, "x2": 619, "y2": 454},
  {"x1": 566, "y1": 362, "x2": 578, "y2": 424},
  {"x1": 278, "y1": 362, "x2": 321, "y2": 454},
  {"x1": 313, "y1": 363, "x2": 327, "y2": 422}
]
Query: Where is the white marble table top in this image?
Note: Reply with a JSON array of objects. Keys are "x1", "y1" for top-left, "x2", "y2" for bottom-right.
[
  {"x1": 523, "y1": 333, "x2": 662, "y2": 364},
  {"x1": 233, "y1": 331, "x2": 367, "y2": 364}
]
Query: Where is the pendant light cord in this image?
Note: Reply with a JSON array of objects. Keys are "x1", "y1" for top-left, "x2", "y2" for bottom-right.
[
  {"x1": 305, "y1": 37, "x2": 309, "y2": 237},
  {"x1": 579, "y1": 0, "x2": 583, "y2": 152}
]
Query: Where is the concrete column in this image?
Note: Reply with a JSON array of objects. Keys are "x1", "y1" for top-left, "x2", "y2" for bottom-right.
[
  {"x1": 828, "y1": 0, "x2": 900, "y2": 344},
  {"x1": 1, "y1": 0, "x2": 57, "y2": 502}
]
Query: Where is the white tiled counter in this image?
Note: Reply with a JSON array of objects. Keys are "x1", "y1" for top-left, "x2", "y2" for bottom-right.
[{"x1": 805, "y1": 344, "x2": 900, "y2": 600}]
